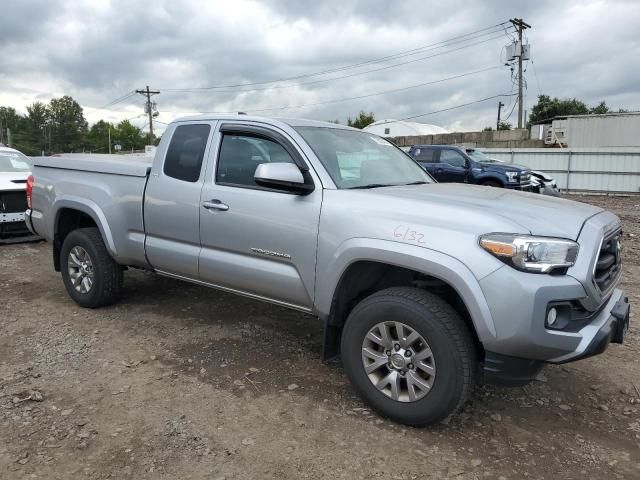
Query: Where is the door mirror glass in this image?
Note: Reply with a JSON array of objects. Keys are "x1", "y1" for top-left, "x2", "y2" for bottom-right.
[{"x1": 254, "y1": 162, "x2": 314, "y2": 195}]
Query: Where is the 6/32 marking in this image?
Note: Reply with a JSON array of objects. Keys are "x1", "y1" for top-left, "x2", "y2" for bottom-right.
[{"x1": 393, "y1": 225, "x2": 426, "y2": 244}]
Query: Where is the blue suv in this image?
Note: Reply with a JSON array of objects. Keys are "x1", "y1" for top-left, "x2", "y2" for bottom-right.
[{"x1": 408, "y1": 145, "x2": 533, "y2": 191}]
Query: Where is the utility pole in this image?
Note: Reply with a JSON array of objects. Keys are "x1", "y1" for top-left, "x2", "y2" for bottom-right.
[
  {"x1": 108, "y1": 127, "x2": 112, "y2": 154},
  {"x1": 7, "y1": 128, "x2": 12, "y2": 148},
  {"x1": 135, "y1": 86, "x2": 160, "y2": 145},
  {"x1": 510, "y1": 18, "x2": 531, "y2": 129},
  {"x1": 496, "y1": 101, "x2": 504, "y2": 130}
]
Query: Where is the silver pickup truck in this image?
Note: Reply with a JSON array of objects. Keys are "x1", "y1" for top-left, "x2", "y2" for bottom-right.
[{"x1": 25, "y1": 115, "x2": 630, "y2": 426}]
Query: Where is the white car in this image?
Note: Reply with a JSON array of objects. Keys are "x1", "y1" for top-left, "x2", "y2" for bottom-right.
[{"x1": 0, "y1": 146, "x2": 36, "y2": 242}]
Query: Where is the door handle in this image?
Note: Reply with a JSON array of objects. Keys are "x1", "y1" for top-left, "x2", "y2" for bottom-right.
[{"x1": 202, "y1": 199, "x2": 229, "y2": 211}]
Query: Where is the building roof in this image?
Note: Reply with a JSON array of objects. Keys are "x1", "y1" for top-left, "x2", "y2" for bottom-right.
[
  {"x1": 532, "y1": 111, "x2": 640, "y2": 125},
  {"x1": 363, "y1": 119, "x2": 449, "y2": 136}
]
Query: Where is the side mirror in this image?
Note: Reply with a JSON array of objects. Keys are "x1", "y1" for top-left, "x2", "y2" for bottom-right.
[{"x1": 254, "y1": 162, "x2": 314, "y2": 195}]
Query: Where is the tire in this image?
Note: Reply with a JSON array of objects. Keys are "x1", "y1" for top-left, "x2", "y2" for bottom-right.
[
  {"x1": 60, "y1": 227, "x2": 123, "y2": 308},
  {"x1": 340, "y1": 287, "x2": 476, "y2": 426},
  {"x1": 481, "y1": 179, "x2": 503, "y2": 188}
]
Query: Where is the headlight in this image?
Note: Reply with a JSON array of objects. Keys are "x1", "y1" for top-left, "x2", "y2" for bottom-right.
[
  {"x1": 479, "y1": 233, "x2": 579, "y2": 273},
  {"x1": 505, "y1": 171, "x2": 519, "y2": 183}
]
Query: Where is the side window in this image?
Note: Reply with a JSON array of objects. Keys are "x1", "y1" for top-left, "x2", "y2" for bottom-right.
[
  {"x1": 216, "y1": 134, "x2": 295, "y2": 188},
  {"x1": 440, "y1": 149, "x2": 466, "y2": 168},
  {"x1": 164, "y1": 124, "x2": 211, "y2": 182},
  {"x1": 412, "y1": 148, "x2": 436, "y2": 163}
]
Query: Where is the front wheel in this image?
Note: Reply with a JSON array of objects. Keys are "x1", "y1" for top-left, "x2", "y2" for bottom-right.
[
  {"x1": 481, "y1": 179, "x2": 503, "y2": 188},
  {"x1": 340, "y1": 287, "x2": 476, "y2": 426},
  {"x1": 60, "y1": 227, "x2": 123, "y2": 308}
]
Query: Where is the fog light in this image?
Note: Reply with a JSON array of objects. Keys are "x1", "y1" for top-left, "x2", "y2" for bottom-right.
[{"x1": 547, "y1": 307, "x2": 558, "y2": 326}]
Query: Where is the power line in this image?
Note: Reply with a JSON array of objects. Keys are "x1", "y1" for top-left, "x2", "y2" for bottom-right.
[
  {"x1": 161, "y1": 23, "x2": 513, "y2": 92},
  {"x1": 163, "y1": 31, "x2": 512, "y2": 95},
  {"x1": 379, "y1": 93, "x2": 518, "y2": 123},
  {"x1": 92, "y1": 22, "x2": 513, "y2": 112},
  {"x1": 97, "y1": 91, "x2": 137, "y2": 110},
  {"x1": 164, "y1": 65, "x2": 501, "y2": 115}
]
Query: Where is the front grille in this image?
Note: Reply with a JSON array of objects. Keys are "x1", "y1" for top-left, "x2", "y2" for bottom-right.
[
  {"x1": 0, "y1": 191, "x2": 28, "y2": 213},
  {"x1": 594, "y1": 230, "x2": 622, "y2": 292},
  {"x1": 519, "y1": 171, "x2": 531, "y2": 184}
]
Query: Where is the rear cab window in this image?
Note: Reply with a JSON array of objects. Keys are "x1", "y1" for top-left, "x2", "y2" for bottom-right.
[
  {"x1": 163, "y1": 124, "x2": 211, "y2": 182},
  {"x1": 411, "y1": 147, "x2": 437, "y2": 163}
]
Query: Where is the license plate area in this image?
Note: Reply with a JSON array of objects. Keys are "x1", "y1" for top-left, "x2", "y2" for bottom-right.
[{"x1": 0, "y1": 212, "x2": 26, "y2": 223}]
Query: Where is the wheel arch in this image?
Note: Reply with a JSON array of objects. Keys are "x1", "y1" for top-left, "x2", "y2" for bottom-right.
[
  {"x1": 52, "y1": 198, "x2": 116, "y2": 271},
  {"x1": 478, "y1": 176, "x2": 504, "y2": 187},
  {"x1": 317, "y1": 239, "x2": 496, "y2": 361}
]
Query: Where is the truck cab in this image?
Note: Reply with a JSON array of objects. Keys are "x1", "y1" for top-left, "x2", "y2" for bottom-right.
[
  {"x1": 408, "y1": 144, "x2": 533, "y2": 190},
  {"x1": 25, "y1": 115, "x2": 630, "y2": 427}
]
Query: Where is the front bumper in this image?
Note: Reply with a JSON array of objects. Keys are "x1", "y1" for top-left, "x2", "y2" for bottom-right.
[
  {"x1": 477, "y1": 211, "x2": 628, "y2": 385},
  {"x1": 505, "y1": 182, "x2": 535, "y2": 192},
  {"x1": 482, "y1": 291, "x2": 630, "y2": 386}
]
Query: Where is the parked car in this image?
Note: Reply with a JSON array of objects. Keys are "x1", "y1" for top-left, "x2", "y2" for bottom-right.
[
  {"x1": 26, "y1": 115, "x2": 629, "y2": 426},
  {"x1": 408, "y1": 145, "x2": 533, "y2": 191},
  {"x1": 0, "y1": 146, "x2": 38, "y2": 242},
  {"x1": 465, "y1": 148, "x2": 560, "y2": 196}
]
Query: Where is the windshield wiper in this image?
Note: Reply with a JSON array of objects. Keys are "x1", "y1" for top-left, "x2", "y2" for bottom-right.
[
  {"x1": 403, "y1": 181, "x2": 429, "y2": 186},
  {"x1": 347, "y1": 183, "x2": 393, "y2": 189}
]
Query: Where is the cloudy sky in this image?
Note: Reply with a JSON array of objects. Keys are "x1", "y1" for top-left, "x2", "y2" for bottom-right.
[{"x1": 1, "y1": 0, "x2": 639, "y2": 134}]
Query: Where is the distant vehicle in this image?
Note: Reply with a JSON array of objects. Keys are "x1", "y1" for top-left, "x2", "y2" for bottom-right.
[
  {"x1": 26, "y1": 115, "x2": 629, "y2": 426},
  {"x1": 408, "y1": 145, "x2": 533, "y2": 191},
  {"x1": 465, "y1": 148, "x2": 560, "y2": 196},
  {"x1": 0, "y1": 146, "x2": 37, "y2": 242}
]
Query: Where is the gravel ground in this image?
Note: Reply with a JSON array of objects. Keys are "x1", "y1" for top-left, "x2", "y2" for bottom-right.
[{"x1": 1, "y1": 195, "x2": 639, "y2": 479}]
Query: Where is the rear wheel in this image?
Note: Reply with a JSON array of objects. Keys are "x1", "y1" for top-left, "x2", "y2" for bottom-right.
[
  {"x1": 341, "y1": 287, "x2": 476, "y2": 426},
  {"x1": 60, "y1": 227, "x2": 123, "y2": 308}
]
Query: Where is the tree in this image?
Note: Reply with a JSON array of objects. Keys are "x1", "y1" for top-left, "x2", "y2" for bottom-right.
[
  {"x1": 86, "y1": 120, "x2": 115, "y2": 153},
  {"x1": 112, "y1": 120, "x2": 145, "y2": 152},
  {"x1": 482, "y1": 126, "x2": 493, "y2": 132},
  {"x1": 590, "y1": 101, "x2": 610, "y2": 115},
  {"x1": 528, "y1": 95, "x2": 589, "y2": 125},
  {"x1": 24, "y1": 102, "x2": 49, "y2": 153},
  {"x1": 497, "y1": 121, "x2": 512, "y2": 131},
  {"x1": 347, "y1": 111, "x2": 375, "y2": 129},
  {"x1": 528, "y1": 95, "x2": 618, "y2": 125},
  {"x1": 47, "y1": 96, "x2": 88, "y2": 152}
]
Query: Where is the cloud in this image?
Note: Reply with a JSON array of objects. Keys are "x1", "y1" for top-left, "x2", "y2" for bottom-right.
[{"x1": 1, "y1": 0, "x2": 639, "y2": 134}]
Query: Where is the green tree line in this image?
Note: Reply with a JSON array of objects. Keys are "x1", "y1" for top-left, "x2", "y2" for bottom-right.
[{"x1": 0, "y1": 95, "x2": 152, "y2": 155}]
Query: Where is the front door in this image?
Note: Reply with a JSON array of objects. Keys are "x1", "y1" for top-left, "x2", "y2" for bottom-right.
[
  {"x1": 198, "y1": 123, "x2": 322, "y2": 310},
  {"x1": 144, "y1": 122, "x2": 215, "y2": 277},
  {"x1": 437, "y1": 149, "x2": 469, "y2": 183}
]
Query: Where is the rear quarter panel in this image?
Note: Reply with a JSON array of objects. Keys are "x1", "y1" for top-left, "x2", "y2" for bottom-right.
[{"x1": 31, "y1": 165, "x2": 149, "y2": 267}]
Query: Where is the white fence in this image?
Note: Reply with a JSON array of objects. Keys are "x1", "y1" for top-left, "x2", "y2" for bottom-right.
[{"x1": 482, "y1": 148, "x2": 640, "y2": 194}]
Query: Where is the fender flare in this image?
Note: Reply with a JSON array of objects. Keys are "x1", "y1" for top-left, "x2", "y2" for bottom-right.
[
  {"x1": 477, "y1": 175, "x2": 504, "y2": 187},
  {"x1": 315, "y1": 238, "x2": 498, "y2": 343},
  {"x1": 52, "y1": 196, "x2": 118, "y2": 257}
]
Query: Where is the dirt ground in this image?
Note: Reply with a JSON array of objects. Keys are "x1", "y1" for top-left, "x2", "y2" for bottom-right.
[{"x1": 1, "y1": 195, "x2": 640, "y2": 480}]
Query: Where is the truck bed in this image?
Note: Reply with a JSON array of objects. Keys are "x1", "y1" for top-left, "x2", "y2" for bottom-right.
[
  {"x1": 30, "y1": 154, "x2": 151, "y2": 268},
  {"x1": 33, "y1": 154, "x2": 151, "y2": 177}
]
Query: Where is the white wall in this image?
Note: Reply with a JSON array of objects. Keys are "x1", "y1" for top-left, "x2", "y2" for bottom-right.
[{"x1": 482, "y1": 148, "x2": 640, "y2": 193}]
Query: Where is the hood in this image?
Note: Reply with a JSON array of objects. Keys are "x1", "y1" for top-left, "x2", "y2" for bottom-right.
[
  {"x1": 480, "y1": 162, "x2": 529, "y2": 173},
  {"x1": 358, "y1": 183, "x2": 602, "y2": 240},
  {"x1": 0, "y1": 171, "x2": 29, "y2": 191}
]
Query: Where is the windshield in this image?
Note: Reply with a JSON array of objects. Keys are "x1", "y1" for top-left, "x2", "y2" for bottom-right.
[
  {"x1": 0, "y1": 151, "x2": 31, "y2": 172},
  {"x1": 295, "y1": 127, "x2": 432, "y2": 189},
  {"x1": 466, "y1": 149, "x2": 500, "y2": 163}
]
